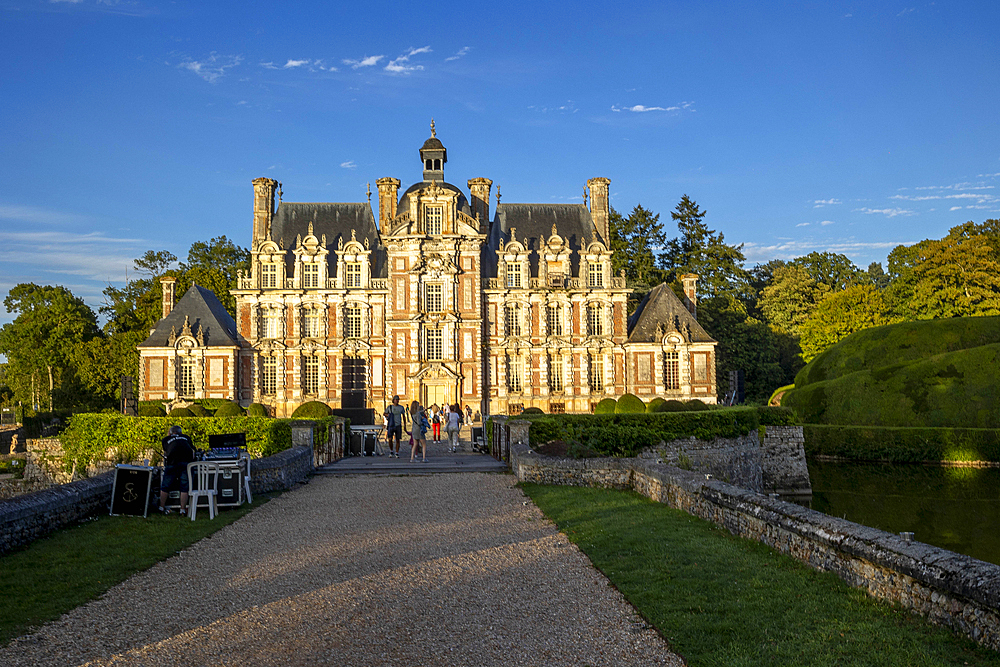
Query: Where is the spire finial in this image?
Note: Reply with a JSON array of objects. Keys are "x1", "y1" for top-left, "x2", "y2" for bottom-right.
[
  {"x1": 430, "y1": 118, "x2": 436, "y2": 138},
  {"x1": 583, "y1": 185, "x2": 588, "y2": 206},
  {"x1": 496, "y1": 184, "x2": 501, "y2": 205},
  {"x1": 367, "y1": 182, "x2": 372, "y2": 203}
]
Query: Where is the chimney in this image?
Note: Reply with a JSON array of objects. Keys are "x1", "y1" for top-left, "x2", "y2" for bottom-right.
[
  {"x1": 252, "y1": 178, "x2": 279, "y2": 242},
  {"x1": 468, "y1": 177, "x2": 493, "y2": 228},
  {"x1": 376, "y1": 177, "x2": 401, "y2": 230},
  {"x1": 587, "y1": 177, "x2": 611, "y2": 243},
  {"x1": 160, "y1": 276, "x2": 177, "y2": 320},
  {"x1": 680, "y1": 274, "x2": 699, "y2": 320}
]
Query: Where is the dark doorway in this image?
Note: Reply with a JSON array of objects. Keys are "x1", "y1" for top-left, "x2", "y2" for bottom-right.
[{"x1": 341, "y1": 357, "x2": 367, "y2": 409}]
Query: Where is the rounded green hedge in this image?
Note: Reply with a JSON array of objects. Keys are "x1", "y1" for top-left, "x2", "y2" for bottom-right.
[
  {"x1": 523, "y1": 407, "x2": 544, "y2": 415},
  {"x1": 214, "y1": 401, "x2": 245, "y2": 417},
  {"x1": 594, "y1": 398, "x2": 617, "y2": 414},
  {"x1": 247, "y1": 403, "x2": 268, "y2": 417},
  {"x1": 686, "y1": 399, "x2": 709, "y2": 411},
  {"x1": 167, "y1": 407, "x2": 193, "y2": 418},
  {"x1": 187, "y1": 403, "x2": 210, "y2": 418},
  {"x1": 138, "y1": 404, "x2": 166, "y2": 417},
  {"x1": 646, "y1": 397, "x2": 665, "y2": 413},
  {"x1": 615, "y1": 393, "x2": 646, "y2": 414},
  {"x1": 657, "y1": 400, "x2": 687, "y2": 413},
  {"x1": 291, "y1": 401, "x2": 332, "y2": 419}
]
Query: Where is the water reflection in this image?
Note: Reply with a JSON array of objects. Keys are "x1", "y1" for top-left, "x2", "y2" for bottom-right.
[{"x1": 789, "y1": 460, "x2": 1000, "y2": 566}]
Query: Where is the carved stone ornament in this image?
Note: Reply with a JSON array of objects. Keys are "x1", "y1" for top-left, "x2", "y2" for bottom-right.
[
  {"x1": 168, "y1": 326, "x2": 177, "y2": 345},
  {"x1": 308, "y1": 221, "x2": 314, "y2": 236},
  {"x1": 364, "y1": 237, "x2": 370, "y2": 250},
  {"x1": 338, "y1": 235, "x2": 344, "y2": 250},
  {"x1": 279, "y1": 237, "x2": 285, "y2": 250},
  {"x1": 682, "y1": 322, "x2": 691, "y2": 341},
  {"x1": 321, "y1": 233, "x2": 327, "y2": 246},
  {"x1": 196, "y1": 326, "x2": 205, "y2": 347},
  {"x1": 620, "y1": 269, "x2": 625, "y2": 278},
  {"x1": 351, "y1": 228, "x2": 357, "y2": 243},
  {"x1": 296, "y1": 234, "x2": 302, "y2": 248},
  {"x1": 181, "y1": 315, "x2": 192, "y2": 338},
  {"x1": 498, "y1": 237, "x2": 505, "y2": 251}
]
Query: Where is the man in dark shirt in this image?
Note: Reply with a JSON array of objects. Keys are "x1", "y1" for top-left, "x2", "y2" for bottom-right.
[{"x1": 160, "y1": 425, "x2": 197, "y2": 515}]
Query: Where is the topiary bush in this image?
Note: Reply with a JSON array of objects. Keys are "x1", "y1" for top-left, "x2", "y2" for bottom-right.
[
  {"x1": 247, "y1": 403, "x2": 269, "y2": 417},
  {"x1": 657, "y1": 400, "x2": 687, "y2": 413},
  {"x1": 646, "y1": 398, "x2": 665, "y2": 413},
  {"x1": 187, "y1": 403, "x2": 210, "y2": 418},
  {"x1": 594, "y1": 398, "x2": 617, "y2": 414},
  {"x1": 685, "y1": 399, "x2": 709, "y2": 411},
  {"x1": 615, "y1": 393, "x2": 646, "y2": 414},
  {"x1": 522, "y1": 407, "x2": 545, "y2": 415},
  {"x1": 214, "y1": 401, "x2": 245, "y2": 417},
  {"x1": 291, "y1": 401, "x2": 332, "y2": 419},
  {"x1": 138, "y1": 404, "x2": 166, "y2": 417},
  {"x1": 167, "y1": 407, "x2": 193, "y2": 417}
]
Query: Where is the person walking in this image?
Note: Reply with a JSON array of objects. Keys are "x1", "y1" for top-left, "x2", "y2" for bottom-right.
[
  {"x1": 446, "y1": 403, "x2": 463, "y2": 453},
  {"x1": 430, "y1": 404, "x2": 441, "y2": 442},
  {"x1": 159, "y1": 425, "x2": 197, "y2": 516},
  {"x1": 383, "y1": 396, "x2": 409, "y2": 458},
  {"x1": 409, "y1": 401, "x2": 430, "y2": 463}
]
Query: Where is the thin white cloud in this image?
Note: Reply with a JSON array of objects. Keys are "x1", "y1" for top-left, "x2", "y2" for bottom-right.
[
  {"x1": 950, "y1": 206, "x2": 963, "y2": 211},
  {"x1": 50, "y1": 0, "x2": 84, "y2": 3},
  {"x1": 897, "y1": 7, "x2": 915, "y2": 17},
  {"x1": 261, "y1": 59, "x2": 336, "y2": 72},
  {"x1": 529, "y1": 101, "x2": 579, "y2": 114},
  {"x1": 914, "y1": 181, "x2": 995, "y2": 191},
  {"x1": 796, "y1": 223, "x2": 810, "y2": 227},
  {"x1": 445, "y1": 46, "x2": 470, "y2": 62},
  {"x1": 385, "y1": 46, "x2": 432, "y2": 74},
  {"x1": 343, "y1": 55, "x2": 384, "y2": 69},
  {"x1": 0, "y1": 204, "x2": 90, "y2": 225},
  {"x1": 742, "y1": 239, "x2": 912, "y2": 264},
  {"x1": 611, "y1": 101, "x2": 694, "y2": 113},
  {"x1": 820, "y1": 220, "x2": 835, "y2": 226},
  {"x1": 340, "y1": 161, "x2": 357, "y2": 169},
  {"x1": 179, "y1": 53, "x2": 243, "y2": 83},
  {"x1": 854, "y1": 207, "x2": 914, "y2": 218},
  {"x1": 813, "y1": 198, "x2": 841, "y2": 207}
]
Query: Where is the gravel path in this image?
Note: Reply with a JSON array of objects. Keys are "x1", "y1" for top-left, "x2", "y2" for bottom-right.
[{"x1": 1, "y1": 473, "x2": 684, "y2": 666}]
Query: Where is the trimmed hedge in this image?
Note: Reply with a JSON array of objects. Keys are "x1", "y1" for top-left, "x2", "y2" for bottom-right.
[
  {"x1": 803, "y1": 424, "x2": 1000, "y2": 463},
  {"x1": 615, "y1": 393, "x2": 646, "y2": 414},
  {"x1": 187, "y1": 403, "x2": 210, "y2": 418},
  {"x1": 291, "y1": 401, "x2": 332, "y2": 419},
  {"x1": 645, "y1": 397, "x2": 665, "y2": 413},
  {"x1": 59, "y1": 414, "x2": 343, "y2": 468},
  {"x1": 657, "y1": 400, "x2": 687, "y2": 413},
  {"x1": 594, "y1": 398, "x2": 617, "y2": 414},
  {"x1": 137, "y1": 404, "x2": 166, "y2": 417},
  {"x1": 213, "y1": 401, "x2": 244, "y2": 417},
  {"x1": 520, "y1": 407, "x2": 762, "y2": 458},
  {"x1": 247, "y1": 403, "x2": 268, "y2": 417},
  {"x1": 167, "y1": 407, "x2": 193, "y2": 418}
]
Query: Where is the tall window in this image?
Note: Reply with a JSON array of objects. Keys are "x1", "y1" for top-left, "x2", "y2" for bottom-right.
[
  {"x1": 425, "y1": 284, "x2": 443, "y2": 312},
  {"x1": 664, "y1": 351, "x2": 680, "y2": 390},
  {"x1": 261, "y1": 263, "x2": 278, "y2": 289},
  {"x1": 507, "y1": 356, "x2": 523, "y2": 392},
  {"x1": 345, "y1": 262, "x2": 362, "y2": 288},
  {"x1": 547, "y1": 303, "x2": 563, "y2": 336},
  {"x1": 549, "y1": 356, "x2": 564, "y2": 392},
  {"x1": 303, "y1": 263, "x2": 320, "y2": 288},
  {"x1": 505, "y1": 304, "x2": 521, "y2": 337},
  {"x1": 302, "y1": 310, "x2": 322, "y2": 338},
  {"x1": 263, "y1": 310, "x2": 281, "y2": 339},
  {"x1": 505, "y1": 262, "x2": 521, "y2": 288},
  {"x1": 590, "y1": 357, "x2": 604, "y2": 391},
  {"x1": 345, "y1": 305, "x2": 362, "y2": 339},
  {"x1": 178, "y1": 357, "x2": 196, "y2": 397},
  {"x1": 302, "y1": 357, "x2": 320, "y2": 395},
  {"x1": 426, "y1": 206, "x2": 443, "y2": 235},
  {"x1": 588, "y1": 261, "x2": 604, "y2": 288},
  {"x1": 261, "y1": 357, "x2": 277, "y2": 395},
  {"x1": 426, "y1": 328, "x2": 443, "y2": 361},
  {"x1": 587, "y1": 304, "x2": 604, "y2": 337}
]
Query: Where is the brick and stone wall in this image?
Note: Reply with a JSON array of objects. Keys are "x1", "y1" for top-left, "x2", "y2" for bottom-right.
[
  {"x1": 760, "y1": 425, "x2": 811, "y2": 494},
  {"x1": 638, "y1": 433, "x2": 763, "y2": 492},
  {"x1": 510, "y1": 445, "x2": 1000, "y2": 651}
]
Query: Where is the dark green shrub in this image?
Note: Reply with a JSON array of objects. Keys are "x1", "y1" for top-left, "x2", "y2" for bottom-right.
[
  {"x1": 803, "y1": 424, "x2": 1000, "y2": 463},
  {"x1": 167, "y1": 407, "x2": 193, "y2": 418},
  {"x1": 247, "y1": 403, "x2": 269, "y2": 417},
  {"x1": 657, "y1": 400, "x2": 687, "y2": 413},
  {"x1": 138, "y1": 404, "x2": 166, "y2": 417},
  {"x1": 646, "y1": 398, "x2": 665, "y2": 413},
  {"x1": 615, "y1": 394, "x2": 645, "y2": 414},
  {"x1": 685, "y1": 399, "x2": 709, "y2": 411},
  {"x1": 522, "y1": 407, "x2": 545, "y2": 415},
  {"x1": 291, "y1": 401, "x2": 332, "y2": 419},
  {"x1": 594, "y1": 398, "x2": 617, "y2": 414},
  {"x1": 756, "y1": 406, "x2": 797, "y2": 426},
  {"x1": 214, "y1": 401, "x2": 245, "y2": 417},
  {"x1": 198, "y1": 398, "x2": 235, "y2": 410},
  {"x1": 187, "y1": 403, "x2": 210, "y2": 418},
  {"x1": 567, "y1": 441, "x2": 600, "y2": 459}
]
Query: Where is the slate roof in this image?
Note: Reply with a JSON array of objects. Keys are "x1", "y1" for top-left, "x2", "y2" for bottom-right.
[
  {"x1": 270, "y1": 202, "x2": 386, "y2": 278},
  {"x1": 139, "y1": 284, "x2": 241, "y2": 348},
  {"x1": 484, "y1": 203, "x2": 601, "y2": 278},
  {"x1": 397, "y1": 181, "x2": 471, "y2": 214},
  {"x1": 627, "y1": 282, "x2": 716, "y2": 344}
]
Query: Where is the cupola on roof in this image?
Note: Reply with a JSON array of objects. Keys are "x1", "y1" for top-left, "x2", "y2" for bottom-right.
[{"x1": 419, "y1": 119, "x2": 447, "y2": 182}]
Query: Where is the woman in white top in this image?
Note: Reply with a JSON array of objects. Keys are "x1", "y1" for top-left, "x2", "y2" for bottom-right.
[{"x1": 446, "y1": 403, "x2": 463, "y2": 452}]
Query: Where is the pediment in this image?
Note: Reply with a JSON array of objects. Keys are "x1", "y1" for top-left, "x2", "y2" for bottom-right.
[{"x1": 414, "y1": 363, "x2": 462, "y2": 380}]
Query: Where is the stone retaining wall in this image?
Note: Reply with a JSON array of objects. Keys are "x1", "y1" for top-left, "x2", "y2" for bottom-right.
[
  {"x1": 0, "y1": 445, "x2": 315, "y2": 555},
  {"x1": 510, "y1": 444, "x2": 1000, "y2": 651}
]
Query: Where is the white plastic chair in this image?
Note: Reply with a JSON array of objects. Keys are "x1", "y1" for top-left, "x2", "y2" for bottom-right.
[
  {"x1": 238, "y1": 450, "x2": 252, "y2": 504},
  {"x1": 186, "y1": 461, "x2": 220, "y2": 521}
]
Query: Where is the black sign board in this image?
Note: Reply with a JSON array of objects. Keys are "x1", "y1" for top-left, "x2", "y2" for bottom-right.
[
  {"x1": 209, "y1": 432, "x2": 246, "y2": 449},
  {"x1": 110, "y1": 465, "x2": 154, "y2": 517}
]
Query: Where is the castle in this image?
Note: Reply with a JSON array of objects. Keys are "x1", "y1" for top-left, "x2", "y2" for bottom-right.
[{"x1": 139, "y1": 124, "x2": 717, "y2": 416}]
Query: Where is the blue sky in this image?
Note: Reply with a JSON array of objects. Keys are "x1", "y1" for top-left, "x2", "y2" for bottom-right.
[{"x1": 2, "y1": 0, "x2": 999, "y2": 327}]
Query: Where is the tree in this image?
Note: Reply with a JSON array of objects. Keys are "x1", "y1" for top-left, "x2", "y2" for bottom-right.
[
  {"x1": 609, "y1": 205, "x2": 669, "y2": 312},
  {"x1": 756, "y1": 264, "x2": 830, "y2": 337},
  {"x1": 909, "y1": 224, "x2": 1000, "y2": 319},
  {"x1": 790, "y1": 251, "x2": 865, "y2": 291},
  {"x1": 799, "y1": 284, "x2": 893, "y2": 361},
  {"x1": 0, "y1": 284, "x2": 100, "y2": 410},
  {"x1": 659, "y1": 195, "x2": 751, "y2": 301}
]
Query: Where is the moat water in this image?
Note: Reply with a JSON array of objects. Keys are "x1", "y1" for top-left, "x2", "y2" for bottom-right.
[{"x1": 792, "y1": 460, "x2": 1000, "y2": 566}]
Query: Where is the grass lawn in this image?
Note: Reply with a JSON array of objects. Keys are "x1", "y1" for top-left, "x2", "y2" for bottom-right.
[
  {"x1": 0, "y1": 495, "x2": 273, "y2": 646},
  {"x1": 522, "y1": 483, "x2": 1000, "y2": 667}
]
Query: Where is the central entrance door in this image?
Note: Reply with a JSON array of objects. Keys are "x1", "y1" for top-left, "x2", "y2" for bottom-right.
[{"x1": 423, "y1": 383, "x2": 450, "y2": 409}]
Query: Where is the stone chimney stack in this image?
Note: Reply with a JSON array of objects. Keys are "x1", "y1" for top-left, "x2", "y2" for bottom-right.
[
  {"x1": 468, "y1": 177, "x2": 493, "y2": 227},
  {"x1": 252, "y1": 177, "x2": 279, "y2": 242},
  {"x1": 680, "y1": 273, "x2": 699, "y2": 320},
  {"x1": 160, "y1": 276, "x2": 177, "y2": 320},
  {"x1": 376, "y1": 177, "x2": 401, "y2": 230},
  {"x1": 587, "y1": 177, "x2": 611, "y2": 243}
]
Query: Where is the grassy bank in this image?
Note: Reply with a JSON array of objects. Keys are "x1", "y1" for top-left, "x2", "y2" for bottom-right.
[
  {"x1": 0, "y1": 495, "x2": 273, "y2": 646},
  {"x1": 522, "y1": 483, "x2": 1000, "y2": 666}
]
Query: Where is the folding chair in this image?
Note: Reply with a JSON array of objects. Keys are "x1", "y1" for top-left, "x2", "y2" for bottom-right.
[
  {"x1": 238, "y1": 450, "x2": 253, "y2": 504},
  {"x1": 186, "y1": 461, "x2": 220, "y2": 521}
]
